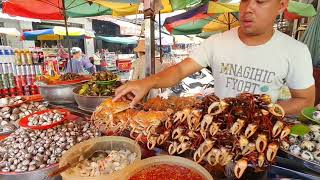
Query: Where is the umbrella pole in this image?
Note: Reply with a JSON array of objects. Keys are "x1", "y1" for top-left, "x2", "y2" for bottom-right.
[
  {"x1": 159, "y1": 11, "x2": 162, "y2": 63},
  {"x1": 228, "y1": 13, "x2": 231, "y2": 30},
  {"x1": 62, "y1": 0, "x2": 72, "y2": 72}
]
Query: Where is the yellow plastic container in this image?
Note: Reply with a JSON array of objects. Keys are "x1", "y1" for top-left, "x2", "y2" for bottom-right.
[
  {"x1": 121, "y1": 155, "x2": 213, "y2": 180},
  {"x1": 59, "y1": 136, "x2": 142, "y2": 180}
]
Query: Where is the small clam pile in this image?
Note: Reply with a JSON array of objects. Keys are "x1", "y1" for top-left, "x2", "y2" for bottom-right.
[
  {"x1": 0, "y1": 96, "x2": 25, "y2": 107},
  {"x1": 285, "y1": 125, "x2": 320, "y2": 163},
  {"x1": 0, "y1": 121, "x2": 100, "y2": 173},
  {"x1": 76, "y1": 150, "x2": 137, "y2": 177},
  {"x1": 0, "y1": 102, "x2": 47, "y2": 133},
  {"x1": 27, "y1": 110, "x2": 65, "y2": 126}
]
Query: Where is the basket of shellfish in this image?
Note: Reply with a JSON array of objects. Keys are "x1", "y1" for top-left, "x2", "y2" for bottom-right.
[
  {"x1": 92, "y1": 93, "x2": 290, "y2": 179},
  {"x1": 0, "y1": 119, "x2": 100, "y2": 180},
  {"x1": 59, "y1": 136, "x2": 141, "y2": 180},
  {"x1": 0, "y1": 96, "x2": 27, "y2": 108},
  {"x1": 0, "y1": 101, "x2": 48, "y2": 137},
  {"x1": 19, "y1": 109, "x2": 71, "y2": 130},
  {"x1": 281, "y1": 123, "x2": 320, "y2": 173}
]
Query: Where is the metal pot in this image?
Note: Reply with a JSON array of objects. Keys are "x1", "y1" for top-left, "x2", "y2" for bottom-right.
[
  {"x1": 0, "y1": 164, "x2": 60, "y2": 180},
  {"x1": 73, "y1": 86, "x2": 110, "y2": 112},
  {"x1": 37, "y1": 82, "x2": 86, "y2": 104}
]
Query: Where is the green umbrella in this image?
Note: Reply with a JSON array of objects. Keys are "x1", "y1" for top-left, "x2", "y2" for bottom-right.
[
  {"x1": 301, "y1": 13, "x2": 320, "y2": 66},
  {"x1": 288, "y1": 1, "x2": 317, "y2": 17}
]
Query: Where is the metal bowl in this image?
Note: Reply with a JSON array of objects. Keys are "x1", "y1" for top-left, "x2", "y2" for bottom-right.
[
  {"x1": 0, "y1": 164, "x2": 60, "y2": 180},
  {"x1": 73, "y1": 86, "x2": 110, "y2": 112},
  {"x1": 37, "y1": 81, "x2": 87, "y2": 104},
  {"x1": 281, "y1": 149, "x2": 320, "y2": 174}
]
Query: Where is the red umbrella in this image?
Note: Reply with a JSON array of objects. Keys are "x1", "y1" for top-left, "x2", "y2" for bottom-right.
[{"x1": 3, "y1": 0, "x2": 65, "y2": 20}]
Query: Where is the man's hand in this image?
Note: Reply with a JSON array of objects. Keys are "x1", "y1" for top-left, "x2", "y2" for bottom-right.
[
  {"x1": 113, "y1": 58, "x2": 203, "y2": 107},
  {"x1": 113, "y1": 79, "x2": 154, "y2": 108},
  {"x1": 278, "y1": 85, "x2": 315, "y2": 115}
]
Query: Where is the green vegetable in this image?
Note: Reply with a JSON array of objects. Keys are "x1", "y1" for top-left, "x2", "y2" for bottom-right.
[{"x1": 290, "y1": 124, "x2": 310, "y2": 136}]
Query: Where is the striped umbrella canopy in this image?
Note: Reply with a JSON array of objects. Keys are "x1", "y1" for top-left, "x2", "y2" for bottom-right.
[
  {"x1": 2, "y1": 0, "x2": 139, "y2": 20},
  {"x1": 93, "y1": 0, "x2": 205, "y2": 14},
  {"x1": 164, "y1": 2, "x2": 239, "y2": 35},
  {"x1": 22, "y1": 27, "x2": 95, "y2": 40},
  {"x1": 301, "y1": 13, "x2": 320, "y2": 66}
]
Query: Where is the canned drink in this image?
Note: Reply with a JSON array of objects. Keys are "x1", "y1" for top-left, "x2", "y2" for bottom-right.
[
  {"x1": 0, "y1": 48, "x2": 4, "y2": 64},
  {"x1": 8, "y1": 75, "x2": 15, "y2": 88},
  {"x1": 31, "y1": 49, "x2": 39, "y2": 64},
  {"x1": 21, "y1": 75, "x2": 27, "y2": 87},
  {"x1": 23, "y1": 85, "x2": 30, "y2": 96},
  {"x1": 2, "y1": 64, "x2": 8, "y2": 74},
  {"x1": 20, "y1": 51, "x2": 27, "y2": 65},
  {"x1": 30, "y1": 85, "x2": 38, "y2": 95},
  {"x1": 16, "y1": 65, "x2": 22, "y2": 76},
  {"x1": 10, "y1": 63, "x2": 17, "y2": 76},
  {"x1": 15, "y1": 75, "x2": 22, "y2": 89},
  {"x1": 21, "y1": 65, "x2": 27, "y2": 75},
  {"x1": 0, "y1": 65, "x2": 3, "y2": 90},
  {"x1": 26, "y1": 50, "x2": 33, "y2": 65},
  {"x1": 14, "y1": 49, "x2": 22, "y2": 65},
  {"x1": 2, "y1": 74, "x2": 9, "y2": 89},
  {"x1": 38, "y1": 51, "x2": 44, "y2": 63},
  {"x1": 4, "y1": 47, "x2": 10, "y2": 64},
  {"x1": 9, "y1": 88, "x2": 16, "y2": 96},
  {"x1": 26, "y1": 66, "x2": 32, "y2": 85},
  {"x1": 2, "y1": 88, "x2": 9, "y2": 97}
]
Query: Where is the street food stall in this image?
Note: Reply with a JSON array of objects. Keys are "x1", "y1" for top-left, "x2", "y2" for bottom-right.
[{"x1": 1, "y1": 0, "x2": 320, "y2": 180}]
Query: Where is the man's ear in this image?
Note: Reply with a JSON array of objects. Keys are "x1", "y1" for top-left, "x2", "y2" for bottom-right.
[{"x1": 279, "y1": 0, "x2": 289, "y2": 14}]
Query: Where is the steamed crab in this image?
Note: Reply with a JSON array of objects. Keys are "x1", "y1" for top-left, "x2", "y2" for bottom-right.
[
  {"x1": 184, "y1": 93, "x2": 288, "y2": 179},
  {"x1": 93, "y1": 93, "x2": 289, "y2": 179}
]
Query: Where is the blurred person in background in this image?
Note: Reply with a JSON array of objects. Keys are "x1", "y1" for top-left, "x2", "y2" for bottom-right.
[
  {"x1": 131, "y1": 40, "x2": 165, "y2": 80},
  {"x1": 65, "y1": 47, "x2": 87, "y2": 74},
  {"x1": 81, "y1": 52, "x2": 95, "y2": 74},
  {"x1": 93, "y1": 52, "x2": 102, "y2": 72}
]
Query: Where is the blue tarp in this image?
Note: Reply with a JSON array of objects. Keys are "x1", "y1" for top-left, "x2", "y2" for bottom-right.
[
  {"x1": 23, "y1": 29, "x2": 54, "y2": 40},
  {"x1": 97, "y1": 36, "x2": 137, "y2": 45}
]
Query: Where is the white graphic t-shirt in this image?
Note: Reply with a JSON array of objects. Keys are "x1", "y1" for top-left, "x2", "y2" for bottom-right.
[{"x1": 189, "y1": 27, "x2": 314, "y2": 102}]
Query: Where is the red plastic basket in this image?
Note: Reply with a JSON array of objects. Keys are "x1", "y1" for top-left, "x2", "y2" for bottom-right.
[
  {"x1": 19, "y1": 109, "x2": 71, "y2": 130},
  {"x1": 0, "y1": 99, "x2": 28, "y2": 109}
]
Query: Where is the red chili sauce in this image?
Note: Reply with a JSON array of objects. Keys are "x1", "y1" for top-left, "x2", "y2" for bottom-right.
[{"x1": 129, "y1": 164, "x2": 205, "y2": 180}]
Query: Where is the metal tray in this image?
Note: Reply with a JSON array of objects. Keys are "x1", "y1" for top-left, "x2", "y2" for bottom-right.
[{"x1": 281, "y1": 149, "x2": 320, "y2": 174}]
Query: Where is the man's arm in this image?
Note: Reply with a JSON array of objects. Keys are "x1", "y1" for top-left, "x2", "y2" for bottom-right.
[
  {"x1": 114, "y1": 58, "x2": 203, "y2": 107},
  {"x1": 277, "y1": 85, "x2": 315, "y2": 115},
  {"x1": 146, "y1": 58, "x2": 203, "y2": 88}
]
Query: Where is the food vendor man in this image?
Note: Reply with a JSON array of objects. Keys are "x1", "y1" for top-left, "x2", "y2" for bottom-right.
[{"x1": 114, "y1": 0, "x2": 315, "y2": 115}]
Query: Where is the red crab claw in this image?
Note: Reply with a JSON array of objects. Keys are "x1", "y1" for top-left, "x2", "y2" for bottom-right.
[
  {"x1": 193, "y1": 139, "x2": 214, "y2": 163},
  {"x1": 280, "y1": 126, "x2": 291, "y2": 140},
  {"x1": 272, "y1": 121, "x2": 284, "y2": 138},
  {"x1": 168, "y1": 141, "x2": 178, "y2": 155},
  {"x1": 234, "y1": 158, "x2": 248, "y2": 179},
  {"x1": 258, "y1": 153, "x2": 265, "y2": 167},
  {"x1": 176, "y1": 142, "x2": 192, "y2": 154},
  {"x1": 244, "y1": 124, "x2": 258, "y2": 138},
  {"x1": 266, "y1": 142, "x2": 279, "y2": 162},
  {"x1": 256, "y1": 134, "x2": 268, "y2": 153}
]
